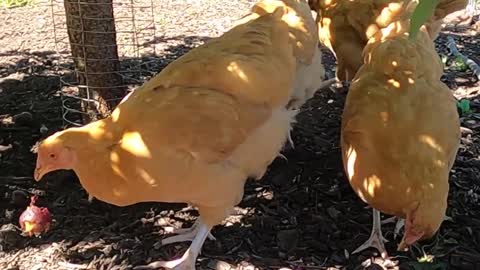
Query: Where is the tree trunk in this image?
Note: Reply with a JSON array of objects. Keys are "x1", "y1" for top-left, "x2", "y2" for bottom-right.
[{"x1": 64, "y1": 0, "x2": 126, "y2": 123}]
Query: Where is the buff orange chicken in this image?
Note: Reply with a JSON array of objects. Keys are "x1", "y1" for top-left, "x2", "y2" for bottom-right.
[
  {"x1": 33, "y1": 9, "x2": 297, "y2": 270},
  {"x1": 340, "y1": 1, "x2": 462, "y2": 258}
]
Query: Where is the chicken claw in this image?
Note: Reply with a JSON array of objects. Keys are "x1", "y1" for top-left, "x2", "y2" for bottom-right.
[
  {"x1": 135, "y1": 222, "x2": 212, "y2": 270},
  {"x1": 161, "y1": 219, "x2": 216, "y2": 246},
  {"x1": 381, "y1": 216, "x2": 405, "y2": 240},
  {"x1": 394, "y1": 218, "x2": 405, "y2": 239},
  {"x1": 353, "y1": 209, "x2": 389, "y2": 258},
  {"x1": 133, "y1": 250, "x2": 195, "y2": 270}
]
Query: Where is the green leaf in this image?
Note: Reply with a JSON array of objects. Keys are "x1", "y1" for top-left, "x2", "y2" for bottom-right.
[
  {"x1": 457, "y1": 99, "x2": 471, "y2": 115},
  {"x1": 452, "y1": 56, "x2": 468, "y2": 71},
  {"x1": 409, "y1": 0, "x2": 440, "y2": 40}
]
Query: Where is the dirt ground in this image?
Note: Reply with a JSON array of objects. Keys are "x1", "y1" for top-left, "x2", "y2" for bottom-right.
[{"x1": 1, "y1": 1, "x2": 480, "y2": 270}]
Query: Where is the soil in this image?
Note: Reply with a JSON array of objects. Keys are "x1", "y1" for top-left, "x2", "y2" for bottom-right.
[{"x1": 1, "y1": 1, "x2": 479, "y2": 270}]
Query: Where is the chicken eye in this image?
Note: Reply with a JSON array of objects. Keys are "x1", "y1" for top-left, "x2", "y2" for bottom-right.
[{"x1": 50, "y1": 154, "x2": 56, "y2": 159}]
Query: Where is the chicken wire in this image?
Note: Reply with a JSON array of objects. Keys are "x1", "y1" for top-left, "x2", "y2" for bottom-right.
[
  {"x1": 49, "y1": 0, "x2": 161, "y2": 127},
  {"x1": 467, "y1": 0, "x2": 479, "y2": 15},
  {"x1": 47, "y1": 0, "x2": 479, "y2": 128}
]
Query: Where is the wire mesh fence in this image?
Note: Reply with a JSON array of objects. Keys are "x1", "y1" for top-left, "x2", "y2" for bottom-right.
[
  {"x1": 48, "y1": 0, "x2": 161, "y2": 127},
  {"x1": 46, "y1": 0, "x2": 479, "y2": 128},
  {"x1": 467, "y1": 0, "x2": 479, "y2": 15}
]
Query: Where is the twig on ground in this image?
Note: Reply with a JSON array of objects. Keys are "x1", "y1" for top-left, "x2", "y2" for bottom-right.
[
  {"x1": 0, "y1": 176, "x2": 33, "y2": 181},
  {"x1": 58, "y1": 261, "x2": 90, "y2": 269},
  {"x1": 0, "y1": 144, "x2": 12, "y2": 152}
]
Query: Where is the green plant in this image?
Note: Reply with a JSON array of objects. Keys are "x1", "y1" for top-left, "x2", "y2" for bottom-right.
[
  {"x1": 406, "y1": 254, "x2": 447, "y2": 270},
  {"x1": 409, "y1": 0, "x2": 439, "y2": 40},
  {"x1": 0, "y1": 0, "x2": 34, "y2": 8},
  {"x1": 457, "y1": 99, "x2": 471, "y2": 116},
  {"x1": 452, "y1": 56, "x2": 468, "y2": 71}
]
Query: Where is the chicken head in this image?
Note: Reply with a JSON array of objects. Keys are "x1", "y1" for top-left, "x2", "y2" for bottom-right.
[
  {"x1": 33, "y1": 132, "x2": 77, "y2": 181},
  {"x1": 398, "y1": 192, "x2": 448, "y2": 250}
]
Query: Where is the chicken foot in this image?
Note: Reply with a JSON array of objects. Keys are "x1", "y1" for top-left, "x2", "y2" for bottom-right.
[
  {"x1": 161, "y1": 218, "x2": 216, "y2": 246},
  {"x1": 381, "y1": 216, "x2": 405, "y2": 240},
  {"x1": 134, "y1": 222, "x2": 212, "y2": 270},
  {"x1": 353, "y1": 209, "x2": 389, "y2": 258}
]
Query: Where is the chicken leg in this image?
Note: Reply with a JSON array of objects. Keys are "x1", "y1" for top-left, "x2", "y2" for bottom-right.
[
  {"x1": 353, "y1": 209, "x2": 389, "y2": 258},
  {"x1": 134, "y1": 221, "x2": 212, "y2": 270},
  {"x1": 161, "y1": 218, "x2": 216, "y2": 246}
]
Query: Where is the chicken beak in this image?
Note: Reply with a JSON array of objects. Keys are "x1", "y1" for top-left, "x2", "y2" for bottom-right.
[
  {"x1": 397, "y1": 237, "x2": 408, "y2": 251},
  {"x1": 34, "y1": 166, "x2": 46, "y2": 181},
  {"x1": 397, "y1": 225, "x2": 425, "y2": 251}
]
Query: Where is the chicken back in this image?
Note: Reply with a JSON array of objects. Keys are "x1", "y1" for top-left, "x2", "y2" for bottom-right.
[{"x1": 234, "y1": 0, "x2": 329, "y2": 109}]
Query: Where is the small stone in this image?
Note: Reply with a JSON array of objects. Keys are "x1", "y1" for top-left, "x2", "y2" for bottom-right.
[
  {"x1": 11, "y1": 190, "x2": 29, "y2": 208},
  {"x1": 12, "y1": 112, "x2": 33, "y2": 126},
  {"x1": 276, "y1": 229, "x2": 299, "y2": 252},
  {"x1": 327, "y1": 206, "x2": 341, "y2": 220},
  {"x1": 39, "y1": 124, "x2": 48, "y2": 135}
]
